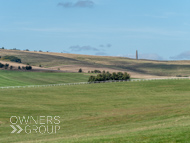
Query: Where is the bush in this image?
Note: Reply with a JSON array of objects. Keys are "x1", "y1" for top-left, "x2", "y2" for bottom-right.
[
  {"x1": 0, "y1": 63, "x2": 4, "y2": 68},
  {"x1": 2, "y1": 56, "x2": 21, "y2": 63},
  {"x1": 88, "y1": 71, "x2": 130, "y2": 82},
  {"x1": 18, "y1": 66, "x2": 21, "y2": 70},
  {"x1": 4, "y1": 63, "x2": 9, "y2": 69},
  {"x1": 26, "y1": 66, "x2": 32, "y2": 70},
  {"x1": 22, "y1": 66, "x2": 32, "y2": 70},
  {"x1": 78, "y1": 68, "x2": 82, "y2": 73}
]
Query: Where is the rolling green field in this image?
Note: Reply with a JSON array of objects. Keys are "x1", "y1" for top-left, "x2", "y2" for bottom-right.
[
  {"x1": 1, "y1": 49, "x2": 190, "y2": 76},
  {"x1": 0, "y1": 70, "x2": 89, "y2": 87},
  {"x1": 1, "y1": 79, "x2": 190, "y2": 142}
]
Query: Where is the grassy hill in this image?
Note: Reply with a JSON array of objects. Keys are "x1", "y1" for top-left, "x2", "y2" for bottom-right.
[
  {"x1": 0, "y1": 49, "x2": 190, "y2": 76},
  {"x1": 0, "y1": 79, "x2": 190, "y2": 142},
  {"x1": 0, "y1": 70, "x2": 89, "y2": 87}
]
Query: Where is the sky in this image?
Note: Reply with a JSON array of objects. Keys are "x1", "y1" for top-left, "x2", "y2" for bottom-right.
[{"x1": 0, "y1": 0, "x2": 190, "y2": 60}]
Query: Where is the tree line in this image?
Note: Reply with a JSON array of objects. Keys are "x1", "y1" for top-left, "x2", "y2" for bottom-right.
[
  {"x1": 0, "y1": 62, "x2": 32, "y2": 70},
  {"x1": 88, "y1": 71, "x2": 130, "y2": 82}
]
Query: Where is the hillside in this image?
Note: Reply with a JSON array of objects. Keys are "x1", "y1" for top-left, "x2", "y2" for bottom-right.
[
  {"x1": 1, "y1": 80, "x2": 190, "y2": 142},
  {"x1": 0, "y1": 49, "x2": 190, "y2": 78},
  {"x1": 0, "y1": 70, "x2": 89, "y2": 87}
]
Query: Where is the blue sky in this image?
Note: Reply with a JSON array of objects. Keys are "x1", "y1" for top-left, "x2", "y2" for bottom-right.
[{"x1": 1, "y1": 0, "x2": 190, "y2": 60}]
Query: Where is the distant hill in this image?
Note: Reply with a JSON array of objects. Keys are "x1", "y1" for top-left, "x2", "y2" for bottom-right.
[{"x1": 0, "y1": 49, "x2": 190, "y2": 77}]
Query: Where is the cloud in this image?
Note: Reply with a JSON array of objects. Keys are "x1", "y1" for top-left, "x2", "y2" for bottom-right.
[
  {"x1": 58, "y1": 0, "x2": 95, "y2": 8},
  {"x1": 99, "y1": 44, "x2": 112, "y2": 48},
  {"x1": 95, "y1": 52, "x2": 107, "y2": 56},
  {"x1": 106, "y1": 44, "x2": 112, "y2": 48},
  {"x1": 170, "y1": 51, "x2": 190, "y2": 60},
  {"x1": 69, "y1": 45, "x2": 99, "y2": 51}
]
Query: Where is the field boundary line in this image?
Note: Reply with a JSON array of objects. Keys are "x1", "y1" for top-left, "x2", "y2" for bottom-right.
[{"x1": 0, "y1": 77, "x2": 189, "y2": 89}]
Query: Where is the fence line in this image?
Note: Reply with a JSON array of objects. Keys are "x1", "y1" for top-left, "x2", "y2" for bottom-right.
[{"x1": 0, "y1": 77, "x2": 189, "y2": 89}]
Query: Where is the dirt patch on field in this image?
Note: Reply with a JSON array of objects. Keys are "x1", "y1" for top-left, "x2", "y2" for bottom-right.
[{"x1": 49, "y1": 64, "x2": 168, "y2": 79}]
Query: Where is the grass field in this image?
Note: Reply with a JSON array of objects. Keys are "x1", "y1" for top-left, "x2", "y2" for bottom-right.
[
  {"x1": 0, "y1": 70, "x2": 89, "y2": 87},
  {"x1": 1, "y1": 49, "x2": 190, "y2": 76},
  {"x1": 1, "y1": 79, "x2": 190, "y2": 142}
]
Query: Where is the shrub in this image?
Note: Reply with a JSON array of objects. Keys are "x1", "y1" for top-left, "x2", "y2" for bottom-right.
[
  {"x1": 4, "y1": 63, "x2": 9, "y2": 69},
  {"x1": 88, "y1": 71, "x2": 130, "y2": 82},
  {"x1": 22, "y1": 66, "x2": 32, "y2": 70},
  {"x1": 2, "y1": 56, "x2": 21, "y2": 63},
  {"x1": 0, "y1": 63, "x2": 4, "y2": 68},
  {"x1": 78, "y1": 68, "x2": 82, "y2": 73},
  {"x1": 26, "y1": 66, "x2": 32, "y2": 70}
]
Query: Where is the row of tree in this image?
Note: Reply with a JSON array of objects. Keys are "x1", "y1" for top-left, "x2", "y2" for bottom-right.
[
  {"x1": 18, "y1": 66, "x2": 32, "y2": 70},
  {"x1": 0, "y1": 62, "x2": 32, "y2": 70},
  {"x1": 88, "y1": 70, "x2": 101, "y2": 73},
  {"x1": 88, "y1": 71, "x2": 130, "y2": 82},
  {"x1": 0, "y1": 63, "x2": 9, "y2": 69}
]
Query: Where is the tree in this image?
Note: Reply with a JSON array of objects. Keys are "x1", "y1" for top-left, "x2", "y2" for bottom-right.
[
  {"x1": 4, "y1": 63, "x2": 9, "y2": 69},
  {"x1": 26, "y1": 66, "x2": 32, "y2": 70},
  {"x1": 0, "y1": 63, "x2": 4, "y2": 68},
  {"x1": 78, "y1": 68, "x2": 82, "y2": 73},
  {"x1": 123, "y1": 72, "x2": 130, "y2": 80},
  {"x1": 88, "y1": 76, "x2": 96, "y2": 82},
  {"x1": 117, "y1": 72, "x2": 124, "y2": 80}
]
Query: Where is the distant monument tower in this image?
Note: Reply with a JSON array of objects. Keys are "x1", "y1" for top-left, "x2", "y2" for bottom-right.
[{"x1": 136, "y1": 50, "x2": 138, "y2": 60}]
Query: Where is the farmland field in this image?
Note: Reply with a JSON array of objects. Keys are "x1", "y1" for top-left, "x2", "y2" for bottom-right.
[
  {"x1": 1, "y1": 79, "x2": 190, "y2": 142},
  {"x1": 0, "y1": 70, "x2": 89, "y2": 87},
  {"x1": 1, "y1": 49, "x2": 190, "y2": 76}
]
